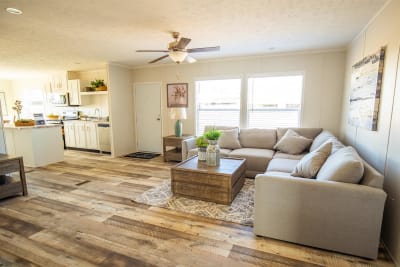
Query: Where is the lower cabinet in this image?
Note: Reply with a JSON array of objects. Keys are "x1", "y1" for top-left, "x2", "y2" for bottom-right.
[{"x1": 64, "y1": 121, "x2": 98, "y2": 150}]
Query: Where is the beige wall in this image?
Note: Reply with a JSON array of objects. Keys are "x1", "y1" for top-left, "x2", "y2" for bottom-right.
[
  {"x1": 0, "y1": 80, "x2": 14, "y2": 117},
  {"x1": 132, "y1": 50, "x2": 346, "y2": 137},
  {"x1": 339, "y1": 0, "x2": 400, "y2": 264}
]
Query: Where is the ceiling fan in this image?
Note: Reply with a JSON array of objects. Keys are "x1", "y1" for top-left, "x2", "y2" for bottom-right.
[{"x1": 136, "y1": 32, "x2": 220, "y2": 64}]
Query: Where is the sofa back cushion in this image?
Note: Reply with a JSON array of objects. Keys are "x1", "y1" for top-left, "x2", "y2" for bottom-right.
[
  {"x1": 317, "y1": 146, "x2": 364, "y2": 184},
  {"x1": 310, "y1": 130, "x2": 335, "y2": 151},
  {"x1": 277, "y1": 128, "x2": 322, "y2": 141},
  {"x1": 239, "y1": 128, "x2": 277, "y2": 149},
  {"x1": 360, "y1": 160, "x2": 384, "y2": 189},
  {"x1": 218, "y1": 128, "x2": 242, "y2": 149}
]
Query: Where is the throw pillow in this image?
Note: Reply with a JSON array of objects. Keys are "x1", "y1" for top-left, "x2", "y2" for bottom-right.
[
  {"x1": 273, "y1": 129, "x2": 313, "y2": 155},
  {"x1": 316, "y1": 146, "x2": 364, "y2": 184},
  {"x1": 291, "y1": 142, "x2": 332, "y2": 178},
  {"x1": 217, "y1": 128, "x2": 242, "y2": 149}
]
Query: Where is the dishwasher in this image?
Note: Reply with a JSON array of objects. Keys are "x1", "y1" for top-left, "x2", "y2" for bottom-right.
[{"x1": 97, "y1": 123, "x2": 111, "y2": 153}]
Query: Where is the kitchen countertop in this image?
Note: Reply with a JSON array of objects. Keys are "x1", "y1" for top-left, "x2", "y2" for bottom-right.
[{"x1": 4, "y1": 124, "x2": 62, "y2": 129}]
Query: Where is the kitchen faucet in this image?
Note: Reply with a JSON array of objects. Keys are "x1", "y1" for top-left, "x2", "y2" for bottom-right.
[{"x1": 94, "y1": 108, "x2": 101, "y2": 120}]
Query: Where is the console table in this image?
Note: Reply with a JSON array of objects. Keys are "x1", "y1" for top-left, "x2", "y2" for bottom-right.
[
  {"x1": 163, "y1": 135, "x2": 194, "y2": 162},
  {"x1": 0, "y1": 155, "x2": 28, "y2": 199}
]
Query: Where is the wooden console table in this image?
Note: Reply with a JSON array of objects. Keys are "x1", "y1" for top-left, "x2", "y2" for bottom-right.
[
  {"x1": 0, "y1": 155, "x2": 28, "y2": 199},
  {"x1": 163, "y1": 135, "x2": 194, "y2": 162}
]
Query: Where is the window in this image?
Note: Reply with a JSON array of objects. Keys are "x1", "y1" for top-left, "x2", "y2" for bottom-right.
[
  {"x1": 247, "y1": 75, "x2": 303, "y2": 128},
  {"x1": 196, "y1": 79, "x2": 241, "y2": 135}
]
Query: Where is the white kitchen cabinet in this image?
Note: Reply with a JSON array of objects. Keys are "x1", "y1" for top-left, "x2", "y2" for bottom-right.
[
  {"x1": 74, "y1": 121, "x2": 87, "y2": 148},
  {"x1": 63, "y1": 122, "x2": 76, "y2": 147},
  {"x1": 85, "y1": 122, "x2": 98, "y2": 149},
  {"x1": 50, "y1": 73, "x2": 68, "y2": 93},
  {"x1": 67, "y1": 79, "x2": 81, "y2": 105}
]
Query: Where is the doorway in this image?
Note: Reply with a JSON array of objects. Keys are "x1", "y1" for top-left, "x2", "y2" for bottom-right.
[{"x1": 134, "y1": 83, "x2": 162, "y2": 153}]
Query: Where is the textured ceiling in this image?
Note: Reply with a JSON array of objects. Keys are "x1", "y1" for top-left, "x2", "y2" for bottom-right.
[{"x1": 0, "y1": 0, "x2": 387, "y2": 76}]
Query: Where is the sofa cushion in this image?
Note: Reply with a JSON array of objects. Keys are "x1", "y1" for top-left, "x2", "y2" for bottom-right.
[
  {"x1": 218, "y1": 128, "x2": 241, "y2": 149},
  {"x1": 310, "y1": 130, "x2": 336, "y2": 151},
  {"x1": 267, "y1": 158, "x2": 300, "y2": 173},
  {"x1": 230, "y1": 148, "x2": 274, "y2": 172},
  {"x1": 317, "y1": 146, "x2": 364, "y2": 184},
  {"x1": 187, "y1": 148, "x2": 232, "y2": 158},
  {"x1": 274, "y1": 129, "x2": 313, "y2": 155},
  {"x1": 273, "y1": 152, "x2": 306, "y2": 160},
  {"x1": 239, "y1": 128, "x2": 277, "y2": 149},
  {"x1": 291, "y1": 142, "x2": 332, "y2": 178},
  {"x1": 360, "y1": 160, "x2": 384, "y2": 189},
  {"x1": 277, "y1": 127, "x2": 322, "y2": 141}
]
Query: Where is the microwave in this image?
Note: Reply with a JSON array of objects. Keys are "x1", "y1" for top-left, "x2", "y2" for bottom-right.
[{"x1": 49, "y1": 93, "x2": 69, "y2": 106}]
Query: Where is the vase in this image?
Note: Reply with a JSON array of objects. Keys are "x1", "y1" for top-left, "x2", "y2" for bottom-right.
[
  {"x1": 198, "y1": 147, "x2": 207, "y2": 161},
  {"x1": 206, "y1": 140, "x2": 220, "y2": 166}
]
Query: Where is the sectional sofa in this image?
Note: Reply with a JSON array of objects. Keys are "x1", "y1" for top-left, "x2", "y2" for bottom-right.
[{"x1": 182, "y1": 126, "x2": 386, "y2": 259}]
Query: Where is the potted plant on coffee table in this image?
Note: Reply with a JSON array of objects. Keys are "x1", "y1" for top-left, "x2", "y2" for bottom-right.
[
  {"x1": 196, "y1": 136, "x2": 208, "y2": 161},
  {"x1": 204, "y1": 128, "x2": 222, "y2": 166}
]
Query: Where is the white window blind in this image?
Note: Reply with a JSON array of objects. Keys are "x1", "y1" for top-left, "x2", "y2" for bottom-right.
[
  {"x1": 196, "y1": 79, "x2": 241, "y2": 135},
  {"x1": 247, "y1": 75, "x2": 303, "y2": 128}
]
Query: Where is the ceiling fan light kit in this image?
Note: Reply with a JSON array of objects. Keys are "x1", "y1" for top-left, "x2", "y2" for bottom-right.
[{"x1": 137, "y1": 32, "x2": 220, "y2": 64}]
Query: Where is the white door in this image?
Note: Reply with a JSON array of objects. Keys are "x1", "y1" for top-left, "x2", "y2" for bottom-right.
[
  {"x1": 134, "y1": 83, "x2": 162, "y2": 153},
  {"x1": 68, "y1": 79, "x2": 81, "y2": 106},
  {"x1": 64, "y1": 122, "x2": 76, "y2": 147},
  {"x1": 74, "y1": 122, "x2": 86, "y2": 148}
]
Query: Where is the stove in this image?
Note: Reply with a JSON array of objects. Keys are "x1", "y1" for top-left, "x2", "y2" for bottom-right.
[{"x1": 46, "y1": 111, "x2": 80, "y2": 149}]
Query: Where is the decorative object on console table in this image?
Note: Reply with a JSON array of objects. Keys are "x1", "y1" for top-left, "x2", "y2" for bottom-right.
[
  {"x1": 169, "y1": 107, "x2": 187, "y2": 137},
  {"x1": 204, "y1": 128, "x2": 222, "y2": 166},
  {"x1": 167, "y1": 83, "x2": 188, "y2": 108},
  {"x1": 163, "y1": 135, "x2": 194, "y2": 162}
]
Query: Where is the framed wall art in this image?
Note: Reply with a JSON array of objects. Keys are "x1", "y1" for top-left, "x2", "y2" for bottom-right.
[
  {"x1": 348, "y1": 47, "x2": 386, "y2": 131},
  {"x1": 167, "y1": 83, "x2": 188, "y2": 108}
]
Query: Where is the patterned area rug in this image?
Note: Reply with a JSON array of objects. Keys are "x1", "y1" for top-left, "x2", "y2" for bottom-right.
[{"x1": 133, "y1": 179, "x2": 254, "y2": 226}]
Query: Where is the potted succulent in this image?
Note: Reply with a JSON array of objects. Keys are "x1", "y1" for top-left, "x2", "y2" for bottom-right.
[
  {"x1": 196, "y1": 136, "x2": 208, "y2": 161},
  {"x1": 90, "y1": 79, "x2": 107, "y2": 91},
  {"x1": 203, "y1": 128, "x2": 222, "y2": 166}
]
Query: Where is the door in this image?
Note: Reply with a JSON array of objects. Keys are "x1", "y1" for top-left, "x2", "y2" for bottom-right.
[
  {"x1": 85, "y1": 122, "x2": 98, "y2": 149},
  {"x1": 68, "y1": 79, "x2": 81, "y2": 106},
  {"x1": 64, "y1": 122, "x2": 76, "y2": 147},
  {"x1": 134, "y1": 83, "x2": 162, "y2": 153},
  {"x1": 74, "y1": 122, "x2": 86, "y2": 148}
]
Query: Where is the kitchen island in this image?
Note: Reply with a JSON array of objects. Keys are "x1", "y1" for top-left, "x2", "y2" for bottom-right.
[{"x1": 4, "y1": 124, "x2": 64, "y2": 167}]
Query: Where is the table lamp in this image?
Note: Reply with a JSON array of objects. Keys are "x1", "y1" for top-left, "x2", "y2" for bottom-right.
[{"x1": 170, "y1": 108, "x2": 187, "y2": 137}]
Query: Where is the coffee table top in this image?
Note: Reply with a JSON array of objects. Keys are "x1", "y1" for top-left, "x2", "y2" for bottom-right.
[{"x1": 173, "y1": 156, "x2": 246, "y2": 176}]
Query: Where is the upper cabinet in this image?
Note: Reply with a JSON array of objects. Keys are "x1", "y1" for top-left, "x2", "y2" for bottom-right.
[
  {"x1": 67, "y1": 79, "x2": 81, "y2": 106},
  {"x1": 49, "y1": 72, "x2": 68, "y2": 93}
]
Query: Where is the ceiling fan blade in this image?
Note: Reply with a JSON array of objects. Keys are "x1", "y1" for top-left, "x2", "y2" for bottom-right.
[
  {"x1": 149, "y1": 54, "x2": 169, "y2": 64},
  {"x1": 176, "y1": 38, "x2": 191, "y2": 49},
  {"x1": 186, "y1": 56, "x2": 197, "y2": 63},
  {"x1": 136, "y1": 49, "x2": 169, "y2": 52},
  {"x1": 187, "y1": 46, "x2": 220, "y2": 53}
]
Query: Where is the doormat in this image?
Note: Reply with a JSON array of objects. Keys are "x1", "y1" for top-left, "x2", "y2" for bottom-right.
[
  {"x1": 125, "y1": 152, "x2": 160, "y2": 159},
  {"x1": 132, "y1": 179, "x2": 254, "y2": 226}
]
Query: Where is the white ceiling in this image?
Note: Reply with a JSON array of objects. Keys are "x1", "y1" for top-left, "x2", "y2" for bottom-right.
[{"x1": 0, "y1": 0, "x2": 387, "y2": 76}]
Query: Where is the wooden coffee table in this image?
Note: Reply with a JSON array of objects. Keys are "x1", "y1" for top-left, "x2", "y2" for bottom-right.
[{"x1": 171, "y1": 156, "x2": 246, "y2": 204}]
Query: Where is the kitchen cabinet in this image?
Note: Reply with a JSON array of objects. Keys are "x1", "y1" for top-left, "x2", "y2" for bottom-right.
[
  {"x1": 50, "y1": 73, "x2": 68, "y2": 93},
  {"x1": 67, "y1": 79, "x2": 81, "y2": 105},
  {"x1": 63, "y1": 122, "x2": 76, "y2": 147},
  {"x1": 64, "y1": 121, "x2": 98, "y2": 150}
]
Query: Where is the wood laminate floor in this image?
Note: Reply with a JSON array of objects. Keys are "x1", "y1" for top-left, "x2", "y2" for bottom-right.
[{"x1": 0, "y1": 150, "x2": 395, "y2": 267}]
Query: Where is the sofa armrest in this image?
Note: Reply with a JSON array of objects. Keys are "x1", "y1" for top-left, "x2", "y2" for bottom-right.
[
  {"x1": 181, "y1": 137, "x2": 197, "y2": 160},
  {"x1": 254, "y1": 173, "x2": 387, "y2": 259}
]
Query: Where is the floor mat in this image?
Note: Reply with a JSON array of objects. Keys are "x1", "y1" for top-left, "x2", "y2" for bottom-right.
[{"x1": 125, "y1": 152, "x2": 160, "y2": 159}]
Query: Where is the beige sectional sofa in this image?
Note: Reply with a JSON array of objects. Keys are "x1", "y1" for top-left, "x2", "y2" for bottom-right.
[{"x1": 182, "y1": 126, "x2": 386, "y2": 259}]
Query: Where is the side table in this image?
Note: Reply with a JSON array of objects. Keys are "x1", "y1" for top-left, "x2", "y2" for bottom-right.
[
  {"x1": 163, "y1": 135, "x2": 194, "y2": 162},
  {"x1": 0, "y1": 155, "x2": 28, "y2": 199}
]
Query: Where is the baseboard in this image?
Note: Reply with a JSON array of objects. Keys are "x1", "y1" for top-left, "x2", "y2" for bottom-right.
[{"x1": 382, "y1": 240, "x2": 399, "y2": 267}]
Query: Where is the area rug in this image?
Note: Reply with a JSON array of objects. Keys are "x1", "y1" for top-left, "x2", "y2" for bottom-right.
[
  {"x1": 132, "y1": 179, "x2": 254, "y2": 226},
  {"x1": 125, "y1": 152, "x2": 160, "y2": 159}
]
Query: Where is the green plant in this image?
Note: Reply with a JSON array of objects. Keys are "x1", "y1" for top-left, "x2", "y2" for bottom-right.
[
  {"x1": 196, "y1": 136, "x2": 208, "y2": 148},
  {"x1": 204, "y1": 128, "x2": 222, "y2": 141},
  {"x1": 90, "y1": 79, "x2": 106, "y2": 88}
]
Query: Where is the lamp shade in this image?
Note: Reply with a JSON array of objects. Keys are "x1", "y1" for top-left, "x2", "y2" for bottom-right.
[
  {"x1": 169, "y1": 51, "x2": 188, "y2": 63},
  {"x1": 169, "y1": 108, "x2": 187, "y2": 120}
]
